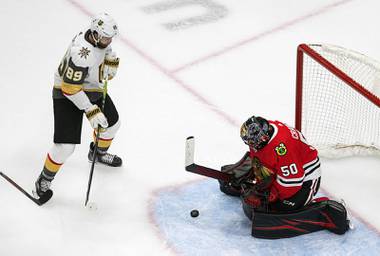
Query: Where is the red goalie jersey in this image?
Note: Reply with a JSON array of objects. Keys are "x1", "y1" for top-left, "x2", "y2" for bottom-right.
[{"x1": 249, "y1": 120, "x2": 321, "y2": 200}]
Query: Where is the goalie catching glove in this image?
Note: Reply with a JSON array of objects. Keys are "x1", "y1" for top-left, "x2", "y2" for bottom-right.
[
  {"x1": 103, "y1": 51, "x2": 119, "y2": 80},
  {"x1": 85, "y1": 104, "x2": 108, "y2": 129}
]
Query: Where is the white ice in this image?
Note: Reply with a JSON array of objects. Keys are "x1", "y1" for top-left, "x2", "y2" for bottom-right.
[{"x1": 1, "y1": 0, "x2": 380, "y2": 255}]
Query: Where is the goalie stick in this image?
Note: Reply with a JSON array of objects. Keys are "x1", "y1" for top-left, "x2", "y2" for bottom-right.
[
  {"x1": 0, "y1": 171, "x2": 53, "y2": 206},
  {"x1": 185, "y1": 136, "x2": 234, "y2": 182}
]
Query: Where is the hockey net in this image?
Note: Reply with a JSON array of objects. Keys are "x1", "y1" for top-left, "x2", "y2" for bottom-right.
[{"x1": 295, "y1": 44, "x2": 380, "y2": 158}]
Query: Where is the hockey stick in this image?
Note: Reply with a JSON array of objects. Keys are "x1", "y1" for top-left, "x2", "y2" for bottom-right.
[
  {"x1": 85, "y1": 73, "x2": 109, "y2": 207},
  {"x1": 185, "y1": 136, "x2": 234, "y2": 182},
  {"x1": 0, "y1": 171, "x2": 52, "y2": 206}
]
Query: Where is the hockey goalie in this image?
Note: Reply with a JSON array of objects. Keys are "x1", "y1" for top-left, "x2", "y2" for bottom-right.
[{"x1": 186, "y1": 115, "x2": 351, "y2": 239}]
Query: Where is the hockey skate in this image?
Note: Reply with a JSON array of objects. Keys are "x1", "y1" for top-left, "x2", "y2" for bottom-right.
[
  {"x1": 88, "y1": 142, "x2": 122, "y2": 167},
  {"x1": 33, "y1": 174, "x2": 54, "y2": 205}
]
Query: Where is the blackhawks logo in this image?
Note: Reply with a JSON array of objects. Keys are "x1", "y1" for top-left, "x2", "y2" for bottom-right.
[
  {"x1": 78, "y1": 47, "x2": 90, "y2": 59},
  {"x1": 275, "y1": 143, "x2": 287, "y2": 156}
]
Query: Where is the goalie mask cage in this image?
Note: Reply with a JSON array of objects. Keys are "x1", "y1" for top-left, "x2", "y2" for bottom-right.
[{"x1": 295, "y1": 44, "x2": 380, "y2": 158}]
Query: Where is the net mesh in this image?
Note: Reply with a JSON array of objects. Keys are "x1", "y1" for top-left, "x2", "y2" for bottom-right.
[{"x1": 300, "y1": 44, "x2": 380, "y2": 158}]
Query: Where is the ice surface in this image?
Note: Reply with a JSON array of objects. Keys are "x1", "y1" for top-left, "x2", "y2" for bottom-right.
[
  {"x1": 1, "y1": 0, "x2": 379, "y2": 255},
  {"x1": 152, "y1": 180, "x2": 380, "y2": 256}
]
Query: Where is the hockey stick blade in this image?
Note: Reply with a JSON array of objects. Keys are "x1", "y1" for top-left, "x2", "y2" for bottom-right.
[
  {"x1": 185, "y1": 137, "x2": 233, "y2": 183},
  {"x1": 0, "y1": 171, "x2": 53, "y2": 206}
]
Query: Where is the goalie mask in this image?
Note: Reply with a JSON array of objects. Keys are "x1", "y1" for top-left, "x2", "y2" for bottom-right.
[
  {"x1": 90, "y1": 13, "x2": 119, "y2": 47},
  {"x1": 240, "y1": 116, "x2": 271, "y2": 151}
]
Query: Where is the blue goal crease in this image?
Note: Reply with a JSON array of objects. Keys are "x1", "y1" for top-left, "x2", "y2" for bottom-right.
[{"x1": 151, "y1": 179, "x2": 380, "y2": 256}]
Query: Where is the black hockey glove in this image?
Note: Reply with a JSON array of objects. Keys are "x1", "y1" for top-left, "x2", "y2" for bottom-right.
[{"x1": 219, "y1": 153, "x2": 254, "y2": 197}]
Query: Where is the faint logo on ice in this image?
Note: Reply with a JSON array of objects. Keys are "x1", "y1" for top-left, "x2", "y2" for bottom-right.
[{"x1": 142, "y1": 0, "x2": 228, "y2": 30}]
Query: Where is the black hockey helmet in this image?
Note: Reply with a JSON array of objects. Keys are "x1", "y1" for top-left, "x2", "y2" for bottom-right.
[{"x1": 240, "y1": 116, "x2": 271, "y2": 151}]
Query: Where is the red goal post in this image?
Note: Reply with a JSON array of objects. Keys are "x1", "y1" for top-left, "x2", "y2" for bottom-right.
[{"x1": 295, "y1": 44, "x2": 380, "y2": 157}]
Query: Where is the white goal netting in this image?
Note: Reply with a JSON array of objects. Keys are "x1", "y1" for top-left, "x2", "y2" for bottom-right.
[{"x1": 297, "y1": 44, "x2": 380, "y2": 158}]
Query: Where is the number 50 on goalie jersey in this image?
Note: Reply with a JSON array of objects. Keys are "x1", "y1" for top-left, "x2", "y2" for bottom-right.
[{"x1": 249, "y1": 120, "x2": 321, "y2": 200}]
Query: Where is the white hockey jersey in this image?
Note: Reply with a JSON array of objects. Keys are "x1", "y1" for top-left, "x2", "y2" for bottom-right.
[{"x1": 53, "y1": 29, "x2": 111, "y2": 101}]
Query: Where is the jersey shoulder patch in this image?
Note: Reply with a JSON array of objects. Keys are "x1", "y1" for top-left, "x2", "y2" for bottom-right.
[
  {"x1": 275, "y1": 142, "x2": 287, "y2": 156},
  {"x1": 70, "y1": 45, "x2": 96, "y2": 68}
]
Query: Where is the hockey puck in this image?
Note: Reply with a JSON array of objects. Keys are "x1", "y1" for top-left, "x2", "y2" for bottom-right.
[{"x1": 190, "y1": 209, "x2": 199, "y2": 218}]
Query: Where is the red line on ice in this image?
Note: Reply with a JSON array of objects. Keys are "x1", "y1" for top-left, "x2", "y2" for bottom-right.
[
  {"x1": 65, "y1": 0, "x2": 239, "y2": 127},
  {"x1": 170, "y1": 0, "x2": 355, "y2": 73}
]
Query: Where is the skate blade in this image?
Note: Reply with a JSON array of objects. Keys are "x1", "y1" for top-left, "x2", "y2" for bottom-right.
[{"x1": 88, "y1": 160, "x2": 122, "y2": 167}]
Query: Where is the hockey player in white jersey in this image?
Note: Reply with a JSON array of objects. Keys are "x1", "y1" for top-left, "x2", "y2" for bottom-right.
[{"x1": 34, "y1": 13, "x2": 122, "y2": 202}]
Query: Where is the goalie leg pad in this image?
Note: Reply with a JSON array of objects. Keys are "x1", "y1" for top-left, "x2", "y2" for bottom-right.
[
  {"x1": 324, "y1": 200, "x2": 350, "y2": 235},
  {"x1": 251, "y1": 200, "x2": 350, "y2": 239}
]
